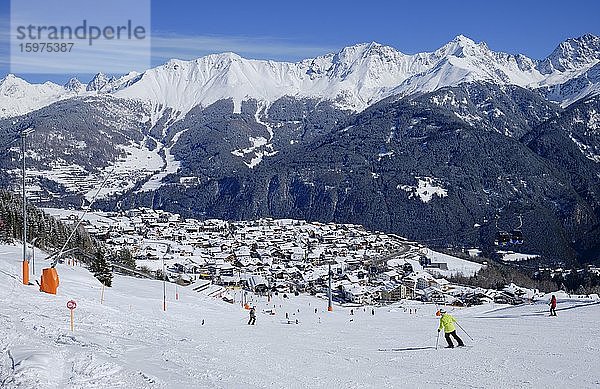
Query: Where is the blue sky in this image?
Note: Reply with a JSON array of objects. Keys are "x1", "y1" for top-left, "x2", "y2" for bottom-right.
[{"x1": 1, "y1": 0, "x2": 599, "y2": 83}]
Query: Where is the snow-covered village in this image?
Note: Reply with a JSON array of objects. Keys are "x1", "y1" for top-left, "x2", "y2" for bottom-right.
[
  {"x1": 45, "y1": 207, "x2": 545, "y2": 306},
  {"x1": 49, "y1": 209, "x2": 482, "y2": 304}
]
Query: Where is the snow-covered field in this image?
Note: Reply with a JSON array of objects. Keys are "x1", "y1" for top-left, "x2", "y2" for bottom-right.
[
  {"x1": 425, "y1": 249, "x2": 483, "y2": 277},
  {"x1": 1, "y1": 244, "x2": 599, "y2": 388},
  {"x1": 83, "y1": 139, "x2": 165, "y2": 201},
  {"x1": 500, "y1": 251, "x2": 540, "y2": 262},
  {"x1": 399, "y1": 177, "x2": 448, "y2": 203}
]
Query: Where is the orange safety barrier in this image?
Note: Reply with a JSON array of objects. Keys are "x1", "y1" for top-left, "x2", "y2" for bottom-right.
[
  {"x1": 22, "y1": 261, "x2": 29, "y2": 285},
  {"x1": 40, "y1": 268, "x2": 59, "y2": 294}
]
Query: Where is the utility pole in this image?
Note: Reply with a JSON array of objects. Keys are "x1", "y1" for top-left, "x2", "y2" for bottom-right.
[
  {"x1": 328, "y1": 263, "x2": 333, "y2": 311},
  {"x1": 162, "y1": 254, "x2": 166, "y2": 311},
  {"x1": 21, "y1": 128, "x2": 34, "y2": 285},
  {"x1": 31, "y1": 237, "x2": 38, "y2": 275}
]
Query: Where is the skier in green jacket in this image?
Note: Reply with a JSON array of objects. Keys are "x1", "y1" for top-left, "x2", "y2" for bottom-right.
[{"x1": 437, "y1": 309, "x2": 465, "y2": 348}]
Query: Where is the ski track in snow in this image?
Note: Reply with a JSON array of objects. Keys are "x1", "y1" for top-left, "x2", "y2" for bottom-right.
[
  {"x1": 1, "y1": 244, "x2": 599, "y2": 388},
  {"x1": 231, "y1": 101, "x2": 278, "y2": 169},
  {"x1": 139, "y1": 129, "x2": 187, "y2": 192},
  {"x1": 82, "y1": 136, "x2": 164, "y2": 202}
]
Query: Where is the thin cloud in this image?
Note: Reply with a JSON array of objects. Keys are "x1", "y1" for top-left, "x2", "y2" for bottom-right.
[
  {"x1": 0, "y1": 15, "x2": 9, "y2": 68},
  {"x1": 1, "y1": 28, "x2": 339, "y2": 77},
  {"x1": 7, "y1": 41, "x2": 151, "y2": 74},
  {"x1": 151, "y1": 32, "x2": 338, "y2": 63}
]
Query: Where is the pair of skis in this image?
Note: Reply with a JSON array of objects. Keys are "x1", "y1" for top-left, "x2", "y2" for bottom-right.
[
  {"x1": 436, "y1": 322, "x2": 474, "y2": 350},
  {"x1": 377, "y1": 322, "x2": 475, "y2": 352},
  {"x1": 378, "y1": 345, "x2": 473, "y2": 352}
]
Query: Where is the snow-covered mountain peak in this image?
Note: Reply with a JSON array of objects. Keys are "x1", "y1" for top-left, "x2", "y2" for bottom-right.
[
  {"x1": 334, "y1": 41, "x2": 399, "y2": 59},
  {"x1": 325, "y1": 42, "x2": 413, "y2": 83},
  {"x1": 336, "y1": 42, "x2": 408, "y2": 64},
  {"x1": 84, "y1": 72, "x2": 142, "y2": 93},
  {"x1": 87, "y1": 72, "x2": 113, "y2": 92},
  {"x1": 0, "y1": 74, "x2": 74, "y2": 118},
  {"x1": 450, "y1": 34, "x2": 478, "y2": 47},
  {"x1": 389, "y1": 35, "x2": 548, "y2": 97},
  {"x1": 435, "y1": 35, "x2": 489, "y2": 58},
  {"x1": 1, "y1": 74, "x2": 31, "y2": 88},
  {"x1": 1, "y1": 73, "x2": 18, "y2": 82},
  {"x1": 64, "y1": 77, "x2": 85, "y2": 93},
  {"x1": 0, "y1": 74, "x2": 64, "y2": 98},
  {"x1": 539, "y1": 33, "x2": 600, "y2": 74},
  {"x1": 452, "y1": 34, "x2": 474, "y2": 42},
  {"x1": 160, "y1": 52, "x2": 245, "y2": 70},
  {"x1": 203, "y1": 52, "x2": 245, "y2": 62}
]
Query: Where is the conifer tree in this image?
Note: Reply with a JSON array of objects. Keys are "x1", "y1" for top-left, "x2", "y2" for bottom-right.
[
  {"x1": 116, "y1": 247, "x2": 136, "y2": 269},
  {"x1": 90, "y1": 249, "x2": 113, "y2": 287}
]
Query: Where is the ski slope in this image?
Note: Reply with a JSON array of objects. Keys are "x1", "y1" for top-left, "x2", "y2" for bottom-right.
[
  {"x1": 1, "y1": 244, "x2": 599, "y2": 388},
  {"x1": 424, "y1": 250, "x2": 484, "y2": 277}
]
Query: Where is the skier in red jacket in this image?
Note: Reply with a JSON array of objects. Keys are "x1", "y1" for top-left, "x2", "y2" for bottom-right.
[{"x1": 549, "y1": 295, "x2": 557, "y2": 316}]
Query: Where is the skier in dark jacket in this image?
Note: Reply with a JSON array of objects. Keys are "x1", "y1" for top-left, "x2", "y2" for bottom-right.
[
  {"x1": 549, "y1": 295, "x2": 557, "y2": 316},
  {"x1": 248, "y1": 306, "x2": 256, "y2": 325}
]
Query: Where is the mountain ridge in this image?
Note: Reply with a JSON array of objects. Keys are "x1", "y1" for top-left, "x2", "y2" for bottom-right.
[{"x1": 2, "y1": 34, "x2": 600, "y2": 119}]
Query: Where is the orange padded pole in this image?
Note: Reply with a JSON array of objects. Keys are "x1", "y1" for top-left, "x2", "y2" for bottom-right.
[{"x1": 22, "y1": 260, "x2": 29, "y2": 285}]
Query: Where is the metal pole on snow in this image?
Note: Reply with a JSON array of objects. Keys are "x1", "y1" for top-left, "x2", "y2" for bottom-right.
[
  {"x1": 456, "y1": 322, "x2": 474, "y2": 341},
  {"x1": 328, "y1": 263, "x2": 333, "y2": 311}
]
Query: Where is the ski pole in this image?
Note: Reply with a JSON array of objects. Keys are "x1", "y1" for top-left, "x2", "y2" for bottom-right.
[
  {"x1": 435, "y1": 331, "x2": 440, "y2": 350},
  {"x1": 456, "y1": 322, "x2": 474, "y2": 341}
]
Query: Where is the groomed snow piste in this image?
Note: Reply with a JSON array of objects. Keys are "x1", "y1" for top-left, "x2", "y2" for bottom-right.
[{"x1": 1, "y1": 244, "x2": 599, "y2": 388}]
